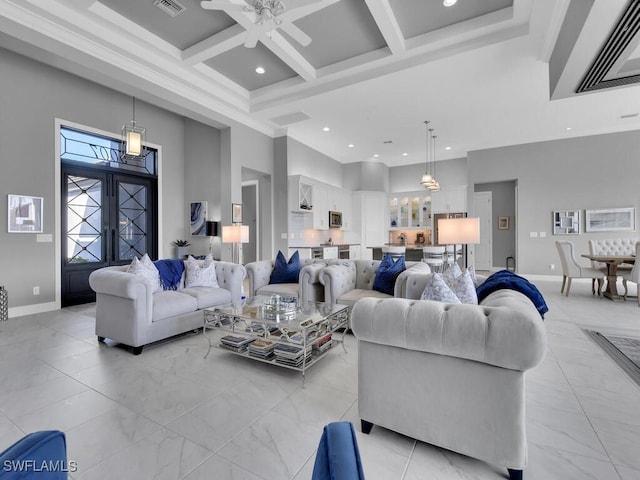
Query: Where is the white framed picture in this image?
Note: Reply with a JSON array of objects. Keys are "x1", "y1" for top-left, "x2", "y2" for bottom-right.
[
  {"x1": 8, "y1": 194, "x2": 43, "y2": 233},
  {"x1": 585, "y1": 207, "x2": 635, "y2": 232}
]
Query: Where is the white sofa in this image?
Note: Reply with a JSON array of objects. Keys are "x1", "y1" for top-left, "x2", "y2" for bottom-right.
[
  {"x1": 245, "y1": 259, "x2": 334, "y2": 303},
  {"x1": 89, "y1": 260, "x2": 245, "y2": 354},
  {"x1": 351, "y1": 275, "x2": 547, "y2": 480},
  {"x1": 319, "y1": 259, "x2": 430, "y2": 310}
]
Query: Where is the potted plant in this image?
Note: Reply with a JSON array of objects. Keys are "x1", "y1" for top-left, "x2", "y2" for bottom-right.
[{"x1": 172, "y1": 239, "x2": 190, "y2": 258}]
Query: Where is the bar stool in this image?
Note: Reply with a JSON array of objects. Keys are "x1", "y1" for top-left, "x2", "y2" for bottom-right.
[
  {"x1": 422, "y1": 246, "x2": 445, "y2": 272},
  {"x1": 382, "y1": 245, "x2": 406, "y2": 260}
]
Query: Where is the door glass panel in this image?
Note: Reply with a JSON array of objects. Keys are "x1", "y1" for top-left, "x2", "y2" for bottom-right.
[
  {"x1": 118, "y1": 182, "x2": 148, "y2": 260},
  {"x1": 66, "y1": 175, "x2": 103, "y2": 263}
]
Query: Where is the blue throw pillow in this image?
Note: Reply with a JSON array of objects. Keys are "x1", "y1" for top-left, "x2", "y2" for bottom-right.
[
  {"x1": 270, "y1": 250, "x2": 301, "y2": 284},
  {"x1": 372, "y1": 253, "x2": 406, "y2": 296}
]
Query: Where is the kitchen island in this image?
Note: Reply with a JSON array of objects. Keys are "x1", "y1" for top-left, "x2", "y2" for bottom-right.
[{"x1": 370, "y1": 244, "x2": 426, "y2": 262}]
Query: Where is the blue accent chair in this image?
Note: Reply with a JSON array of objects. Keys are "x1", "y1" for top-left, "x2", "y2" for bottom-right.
[
  {"x1": 0, "y1": 430, "x2": 68, "y2": 479},
  {"x1": 312, "y1": 422, "x2": 365, "y2": 480}
]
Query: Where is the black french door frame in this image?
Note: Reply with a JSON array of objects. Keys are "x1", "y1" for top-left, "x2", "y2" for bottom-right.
[{"x1": 61, "y1": 162, "x2": 157, "y2": 306}]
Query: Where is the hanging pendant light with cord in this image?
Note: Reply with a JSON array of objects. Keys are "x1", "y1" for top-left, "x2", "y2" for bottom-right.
[
  {"x1": 428, "y1": 134, "x2": 441, "y2": 191},
  {"x1": 420, "y1": 120, "x2": 433, "y2": 187}
]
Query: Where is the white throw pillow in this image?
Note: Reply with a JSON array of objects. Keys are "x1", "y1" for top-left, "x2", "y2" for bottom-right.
[
  {"x1": 441, "y1": 262, "x2": 463, "y2": 288},
  {"x1": 185, "y1": 254, "x2": 219, "y2": 288},
  {"x1": 450, "y1": 270, "x2": 478, "y2": 304},
  {"x1": 127, "y1": 254, "x2": 161, "y2": 292},
  {"x1": 420, "y1": 273, "x2": 461, "y2": 304}
]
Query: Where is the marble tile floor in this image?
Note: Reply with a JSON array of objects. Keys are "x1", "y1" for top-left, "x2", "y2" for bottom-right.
[{"x1": 0, "y1": 277, "x2": 639, "y2": 479}]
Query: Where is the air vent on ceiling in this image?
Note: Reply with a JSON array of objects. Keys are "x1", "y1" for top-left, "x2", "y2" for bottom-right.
[
  {"x1": 621, "y1": 113, "x2": 639, "y2": 119},
  {"x1": 577, "y1": 0, "x2": 640, "y2": 93},
  {"x1": 153, "y1": 0, "x2": 186, "y2": 18},
  {"x1": 270, "y1": 112, "x2": 311, "y2": 126}
]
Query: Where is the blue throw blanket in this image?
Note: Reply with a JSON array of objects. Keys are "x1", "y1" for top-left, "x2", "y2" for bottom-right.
[
  {"x1": 153, "y1": 259, "x2": 185, "y2": 291},
  {"x1": 476, "y1": 269, "x2": 548, "y2": 319}
]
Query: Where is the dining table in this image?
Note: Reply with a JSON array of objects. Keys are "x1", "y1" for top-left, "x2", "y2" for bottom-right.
[{"x1": 581, "y1": 253, "x2": 635, "y2": 300}]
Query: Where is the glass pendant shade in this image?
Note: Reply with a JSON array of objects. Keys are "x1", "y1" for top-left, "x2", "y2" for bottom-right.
[
  {"x1": 421, "y1": 172, "x2": 433, "y2": 186},
  {"x1": 121, "y1": 97, "x2": 146, "y2": 161}
]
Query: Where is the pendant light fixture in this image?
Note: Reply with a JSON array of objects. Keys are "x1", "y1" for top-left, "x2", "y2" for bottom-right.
[
  {"x1": 121, "y1": 96, "x2": 146, "y2": 161},
  {"x1": 420, "y1": 120, "x2": 433, "y2": 187},
  {"x1": 428, "y1": 133, "x2": 441, "y2": 192}
]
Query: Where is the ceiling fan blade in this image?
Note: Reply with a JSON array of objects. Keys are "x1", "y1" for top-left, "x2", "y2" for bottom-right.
[
  {"x1": 278, "y1": 19, "x2": 312, "y2": 46},
  {"x1": 200, "y1": 1, "x2": 244, "y2": 11},
  {"x1": 286, "y1": 0, "x2": 324, "y2": 10},
  {"x1": 244, "y1": 25, "x2": 263, "y2": 48}
]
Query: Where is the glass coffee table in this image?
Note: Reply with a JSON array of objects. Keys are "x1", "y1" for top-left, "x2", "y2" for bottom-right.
[{"x1": 203, "y1": 296, "x2": 349, "y2": 382}]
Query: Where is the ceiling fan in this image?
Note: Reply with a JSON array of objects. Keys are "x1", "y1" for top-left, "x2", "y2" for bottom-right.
[{"x1": 200, "y1": 0, "x2": 323, "y2": 48}]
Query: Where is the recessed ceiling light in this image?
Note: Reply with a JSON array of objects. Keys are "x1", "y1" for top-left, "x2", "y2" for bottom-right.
[
  {"x1": 323, "y1": 126, "x2": 330, "y2": 132},
  {"x1": 255, "y1": 66, "x2": 265, "y2": 74},
  {"x1": 445, "y1": 146, "x2": 452, "y2": 151},
  {"x1": 566, "y1": 127, "x2": 572, "y2": 131},
  {"x1": 443, "y1": 0, "x2": 457, "y2": 6},
  {"x1": 402, "y1": 153, "x2": 408, "y2": 157},
  {"x1": 373, "y1": 154, "x2": 379, "y2": 158},
  {"x1": 348, "y1": 144, "x2": 355, "y2": 148}
]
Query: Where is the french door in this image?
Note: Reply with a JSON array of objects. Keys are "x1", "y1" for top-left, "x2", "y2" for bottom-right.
[{"x1": 61, "y1": 164, "x2": 157, "y2": 306}]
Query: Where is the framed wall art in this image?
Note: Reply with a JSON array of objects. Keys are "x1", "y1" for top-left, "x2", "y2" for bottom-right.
[
  {"x1": 585, "y1": 207, "x2": 635, "y2": 232},
  {"x1": 498, "y1": 216, "x2": 510, "y2": 230},
  {"x1": 232, "y1": 203, "x2": 242, "y2": 224},
  {"x1": 553, "y1": 210, "x2": 580, "y2": 235},
  {"x1": 190, "y1": 201, "x2": 208, "y2": 236},
  {"x1": 8, "y1": 194, "x2": 43, "y2": 233}
]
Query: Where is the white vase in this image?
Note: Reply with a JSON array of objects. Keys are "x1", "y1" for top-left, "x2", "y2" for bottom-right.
[{"x1": 176, "y1": 246, "x2": 188, "y2": 258}]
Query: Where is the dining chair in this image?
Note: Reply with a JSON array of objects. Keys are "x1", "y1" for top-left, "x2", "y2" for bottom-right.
[
  {"x1": 555, "y1": 240, "x2": 604, "y2": 296},
  {"x1": 621, "y1": 241, "x2": 640, "y2": 306},
  {"x1": 422, "y1": 246, "x2": 445, "y2": 273}
]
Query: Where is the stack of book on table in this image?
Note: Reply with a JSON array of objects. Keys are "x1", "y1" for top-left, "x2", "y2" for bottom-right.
[
  {"x1": 247, "y1": 338, "x2": 275, "y2": 359},
  {"x1": 273, "y1": 343, "x2": 313, "y2": 367},
  {"x1": 220, "y1": 335, "x2": 254, "y2": 353},
  {"x1": 312, "y1": 333, "x2": 333, "y2": 353}
]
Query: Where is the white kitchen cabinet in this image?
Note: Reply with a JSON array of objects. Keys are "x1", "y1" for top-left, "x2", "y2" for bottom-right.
[
  {"x1": 290, "y1": 247, "x2": 311, "y2": 260},
  {"x1": 431, "y1": 185, "x2": 467, "y2": 213},
  {"x1": 289, "y1": 176, "x2": 313, "y2": 214},
  {"x1": 349, "y1": 245, "x2": 360, "y2": 260},
  {"x1": 322, "y1": 246, "x2": 338, "y2": 259},
  {"x1": 389, "y1": 192, "x2": 431, "y2": 229},
  {"x1": 353, "y1": 191, "x2": 388, "y2": 249},
  {"x1": 312, "y1": 184, "x2": 328, "y2": 229}
]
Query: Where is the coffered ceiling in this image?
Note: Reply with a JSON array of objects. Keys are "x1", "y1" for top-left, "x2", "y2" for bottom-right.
[{"x1": 1, "y1": 0, "x2": 640, "y2": 167}]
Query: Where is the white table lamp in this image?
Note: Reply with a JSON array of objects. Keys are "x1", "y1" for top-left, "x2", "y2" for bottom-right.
[{"x1": 437, "y1": 217, "x2": 480, "y2": 267}]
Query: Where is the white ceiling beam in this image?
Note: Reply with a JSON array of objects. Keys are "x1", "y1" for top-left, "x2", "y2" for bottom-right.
[
  {"x1": 364, "y1": 0, "x2": 405, "y2": 55},
  {"x1": 182, "y1": 24, "x2": 247, "y2": 65}
]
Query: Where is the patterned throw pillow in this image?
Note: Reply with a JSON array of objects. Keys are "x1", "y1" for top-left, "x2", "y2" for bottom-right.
[
  {"x1": 441, "y1": 262, "x2": 463, "y2": 288},
  {"x1": 270, "y1": 250, "x2": 301, "y2": 284},
  {"x1": 127, "y1": 254, "x2": 162, "y2": 292},
  {"x1": 185, "y1": 254, "x2": 219, "y2": 288},
  {"x1": 450, "y1": 269, "x2": 478, "y2": 304},
  {"x1": 372, "y1": 253, "x2": 406, "y2": 295},
  {"x1": 420, "y1": 273, "x2": 461, "y2": 304}
]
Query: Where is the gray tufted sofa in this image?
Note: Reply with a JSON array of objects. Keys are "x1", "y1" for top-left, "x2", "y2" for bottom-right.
[
  {"x1": 89, "y1": 260, "x2": 245, "y2": 354},
  {"x1": 319, "y1": 259, "x2": 430, "y2": 310},
  {"x1": 245, "y1": 259, "x2": 335, "y2": 303},
  {"x1": 350, "y1": 274, "x2": 547, "y2": 480}
]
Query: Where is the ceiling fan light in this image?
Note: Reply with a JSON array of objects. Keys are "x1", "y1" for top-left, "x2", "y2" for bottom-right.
[{"x1": 443, "y1": 0, "x2": 457, "y2": 6}]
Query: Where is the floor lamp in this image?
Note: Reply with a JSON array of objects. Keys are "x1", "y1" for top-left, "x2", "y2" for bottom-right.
[
  {"x1": 206, "y1": 221, "x2": 219, "y2": 256},
  {"x1": 437, "y1": 217, "x2": 480, "y2": 268},
  {"x1": 222, "y1": 225, "x2": 249, "y2": 264}
]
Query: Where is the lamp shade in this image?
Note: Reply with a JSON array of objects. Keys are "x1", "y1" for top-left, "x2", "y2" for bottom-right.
[
  {"x1": 438, "y1": 217, "x2": 480, "y2": 245},
  {"x1": 206, "y1": 221, "x2": 219, "y2": 237},
  {"x1": 222, "y1": 225, "x2": 249, "y2": 243}
]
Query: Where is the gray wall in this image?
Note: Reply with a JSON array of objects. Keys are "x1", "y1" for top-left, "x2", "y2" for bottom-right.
[
  {"x1": 389, "y1": 157, "x2": 467, "y2": 192},
  {"x1": 475, "y1": 181, "x2": 516, "y2": 269},
  {"x1": 468, "y1": 130, "x2": 640, "y2": 274},
  {"x1": 184, "y1": 118, "x2": 222, "y2": 259},
  {"x1": 343, "y1": 162, "x2": 389, "y2": 192},
  {"x1": 288, "y1": 137, "x2": 344, "y2": 188}
]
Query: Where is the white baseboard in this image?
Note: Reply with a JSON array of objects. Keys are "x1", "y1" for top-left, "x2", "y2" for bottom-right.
[{"x1": 8, "y1": 301, "x2": 59, "y2": 318}]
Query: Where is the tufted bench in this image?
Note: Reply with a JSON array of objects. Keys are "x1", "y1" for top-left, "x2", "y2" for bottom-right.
[{"x1": 588, "y1": 239, "x2": 636, "y2": 272}]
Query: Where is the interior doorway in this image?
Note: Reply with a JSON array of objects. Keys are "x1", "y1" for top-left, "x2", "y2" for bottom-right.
[
  {"x1": 472, "y1": 191, "x2": 492, "y2": 271},
  {"x1": 242, "y1": 181, "x2": 258, "y2": 264}
]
